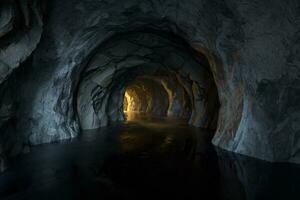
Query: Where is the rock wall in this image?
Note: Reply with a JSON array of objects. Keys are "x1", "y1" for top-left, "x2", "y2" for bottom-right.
[
  {"x1": 0, "y1": 0, "x2": 44, "y2": 172},
  {"x1": 0, "y1": 0, "x2": 299, "y2": 168}
]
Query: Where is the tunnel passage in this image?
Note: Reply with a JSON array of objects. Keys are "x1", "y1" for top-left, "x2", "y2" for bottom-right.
[
  {"x1": 123, "y1": 74, "x2": 192, "y2": 122},
  {"x1": 123, "y1": 76, "x2": 170, "y2": 119},
  {"x1": 76, "y1": 32, "x2": 219, "y2": 130}
]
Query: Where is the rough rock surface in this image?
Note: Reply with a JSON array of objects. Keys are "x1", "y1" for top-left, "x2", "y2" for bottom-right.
[
  {"x1": 0, "y1": 0, "x2": 44, "y2": 172},
  {"x1": 0, "y1": 0, "x2": 44, "y2": 84},
  {"x1": 0, "y1": 0, "x2": 299, "y2": 169}
]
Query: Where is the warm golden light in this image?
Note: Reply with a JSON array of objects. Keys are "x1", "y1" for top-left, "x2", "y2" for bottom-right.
[
  {"x1": 124, "y1": 90, "x2": 141, "y2": 121},
  {"x1": 124, "y1": 91, "x2": 134, "y2": 112}
]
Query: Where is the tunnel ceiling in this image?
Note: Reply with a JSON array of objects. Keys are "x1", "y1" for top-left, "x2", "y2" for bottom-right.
[{"x1": 0, "y1": 0, "x2": 300, "y2": 170}]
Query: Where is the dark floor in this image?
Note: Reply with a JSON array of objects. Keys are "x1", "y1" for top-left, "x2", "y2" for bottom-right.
[{"x1": 0, "y1": 115, "x2": 300, "y2": 200}]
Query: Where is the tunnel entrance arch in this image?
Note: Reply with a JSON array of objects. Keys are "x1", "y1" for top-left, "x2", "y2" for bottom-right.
[{"x1": 76, "y1": 31, "x2": 219, "y2": 130}]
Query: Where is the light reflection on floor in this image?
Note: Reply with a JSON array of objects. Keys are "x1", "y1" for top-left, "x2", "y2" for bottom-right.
[
  {"x1": 0, "y1": 116, "x2": 300, "y2": 199},
  {"x1": 124, "y1": 111, "x2": 189, "y2": 125}
]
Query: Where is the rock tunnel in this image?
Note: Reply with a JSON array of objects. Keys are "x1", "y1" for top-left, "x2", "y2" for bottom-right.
[
  {"x1": 123, "y1": 75, "x2": 193, "y2": 121},
  {"x1": 0, "y1": 0, "x2": 300, "y2": 199},
  {"x1": 76, "y1": 32, "x2": 219, "y2": 130}
]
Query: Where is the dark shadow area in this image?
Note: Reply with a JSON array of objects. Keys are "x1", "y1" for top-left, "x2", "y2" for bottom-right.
[{"x1": 0, "y1": 118, "x2": 299, "y2": 200}]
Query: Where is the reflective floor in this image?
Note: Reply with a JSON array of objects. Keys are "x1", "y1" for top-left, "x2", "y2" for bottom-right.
[{"x1": 0, "y1": 116, "x2": 300, "y2": 199}]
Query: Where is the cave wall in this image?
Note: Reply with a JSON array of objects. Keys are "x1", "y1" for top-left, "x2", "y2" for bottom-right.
[
  {"x1": 0, "y1": 0, "x2": 44, "y2": 171},
  {"x1": 154, "y1": 75, "x2": 192, "y2": 119},
  {"x1": 0, "y1": 0, "x2": 299, "y2": 168}
]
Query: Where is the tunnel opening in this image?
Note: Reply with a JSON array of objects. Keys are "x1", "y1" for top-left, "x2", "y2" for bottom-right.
[
  {"x1": 123, "y1": 76, "x2": 170, "y2": 121},
  {"x1": 123, "y1": 73, "x2": 193, "y2": 123},
  {"x1": 73, "y1": 31, "x2": 222, "y2": 196},
  {"x1": 73, "y1": 30, "x2": 222, "y2": 197},
  {"x1": 76, "y1": 31, "x2": 220, "y2": 131}
]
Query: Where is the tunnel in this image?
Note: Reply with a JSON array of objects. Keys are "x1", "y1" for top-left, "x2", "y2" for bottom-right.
[
  {"x1": 123, "y1": 76, "x2": 176, "y2": 121},
  {"x1": 0, "y1": 0, "x2": 300, "y2": 199},
  {"x1": 75, "y1": 32, "x2": 219, "y2": 131},
  {"x1": 123, "y1": 74, "x2": 193, "y2": 122}
]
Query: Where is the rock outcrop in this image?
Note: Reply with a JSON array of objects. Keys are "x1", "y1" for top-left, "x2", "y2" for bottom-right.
[{"x1": 0, "y1": 0, "x2": 44, "y2": 172}]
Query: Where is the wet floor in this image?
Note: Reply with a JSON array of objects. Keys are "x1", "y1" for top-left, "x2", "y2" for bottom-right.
[{"x1": 0, "y1": 116, "x2": 300, "y2": 199}]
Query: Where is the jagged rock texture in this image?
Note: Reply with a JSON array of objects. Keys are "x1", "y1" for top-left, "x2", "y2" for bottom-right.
[{"x1": 0, "y1": 0, "x2": 44, "y2": 172}]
